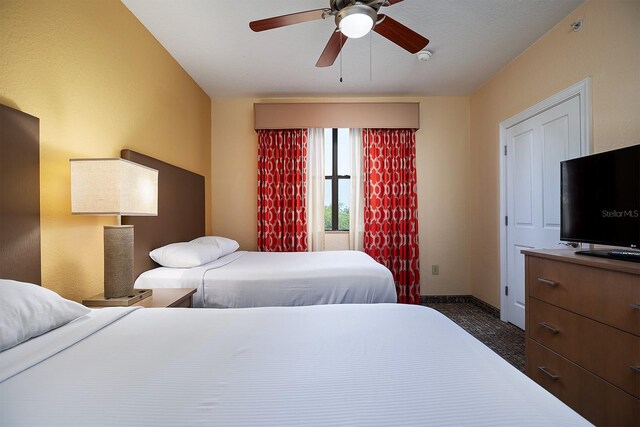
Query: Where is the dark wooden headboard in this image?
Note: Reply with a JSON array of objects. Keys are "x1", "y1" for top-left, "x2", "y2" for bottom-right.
[
  {"x1": 0, "y1": 104, "x2": 41, "y2": 285},
  {"x1": 121, "y1": 150, "x2": 205, "y2": 279}
]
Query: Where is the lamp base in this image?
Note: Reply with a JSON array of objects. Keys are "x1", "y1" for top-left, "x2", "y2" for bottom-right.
[{"x1": 104, "y1": 225, "x2": 134, "y2": 298}]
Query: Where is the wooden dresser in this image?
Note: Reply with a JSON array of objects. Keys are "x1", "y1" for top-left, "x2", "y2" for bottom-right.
[{"x1": 523, "y1": 249, "x2": 640, "y2": 426}]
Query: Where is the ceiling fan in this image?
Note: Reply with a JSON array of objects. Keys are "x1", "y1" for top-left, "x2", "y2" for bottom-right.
[{"x1": 249, "y1": 0, "x2": 429, "y2": 67}]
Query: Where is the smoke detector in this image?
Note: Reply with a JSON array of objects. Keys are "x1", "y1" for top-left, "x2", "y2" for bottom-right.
[{"x1": 417, "y1": 50, "x2": 432, "y2": 62}]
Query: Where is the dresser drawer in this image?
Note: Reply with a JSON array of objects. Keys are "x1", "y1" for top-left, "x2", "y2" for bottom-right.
[
  {"x1": 527, "y1": 339, "x2": 640, "y2": 426},
  {"x1": 529, "y1": 297, "x2": 640, "y2": 398},
  {"x1": 527, "y1": 257, "x2": 640, "y2": 335}
]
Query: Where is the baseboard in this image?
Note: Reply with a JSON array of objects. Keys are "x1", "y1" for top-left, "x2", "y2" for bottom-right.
[{"x1": 420, "y1": 295, "x2": 500, "y2": 318}]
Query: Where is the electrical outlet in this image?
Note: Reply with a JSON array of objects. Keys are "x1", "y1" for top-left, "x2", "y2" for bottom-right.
[{"x1": 432, "y1": 265, "x2": 439, "y2": 275}]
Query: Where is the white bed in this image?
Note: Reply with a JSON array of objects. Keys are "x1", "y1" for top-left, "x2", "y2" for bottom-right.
[
  {"x1": 135, "y1": 250, "x2": 397, "y2": 308},
  {"x1": 0, "y1": 285, "x2": 591, "y2": 426},
  {"x1": 118, "y1": 150, "x2": 396, "y2": 310}
]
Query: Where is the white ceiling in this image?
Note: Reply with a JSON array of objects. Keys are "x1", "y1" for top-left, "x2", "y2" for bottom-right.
[{"x1": 121, "y1": 0, "x2": 584, "y2": 98}]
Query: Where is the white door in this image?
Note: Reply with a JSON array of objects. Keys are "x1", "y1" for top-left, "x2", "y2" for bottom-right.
[{"x1": 505, "y1": 95, "x2": 582, "y2": 329}]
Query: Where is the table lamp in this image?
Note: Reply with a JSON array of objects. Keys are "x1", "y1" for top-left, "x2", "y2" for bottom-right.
[{"x1": 70, "y1": 158, "x2": 158, "y2": 298}]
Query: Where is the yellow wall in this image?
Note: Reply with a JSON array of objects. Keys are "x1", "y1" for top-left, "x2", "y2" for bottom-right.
[
  {"x1": 212, "y1": 96, "x2": 470, "y2": 296},
  {"x1": 469, "y1": 0, "x2": 640, "y2": 307},
  {"x1": 0, "y1": 0, "x2": 211, "y2": 301}
]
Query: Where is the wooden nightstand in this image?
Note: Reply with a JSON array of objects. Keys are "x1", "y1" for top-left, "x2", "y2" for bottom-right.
[
  {"x1": 133, "y1": 288, "x2": 197, "y2": 308},
  {"x1": 84, "y1": 288, "x2": 196, "y2": 308}
]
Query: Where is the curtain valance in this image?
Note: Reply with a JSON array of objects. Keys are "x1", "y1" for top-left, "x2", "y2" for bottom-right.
[{"x1": 254, "y1": 103, "x2": 420, "y2": 130}]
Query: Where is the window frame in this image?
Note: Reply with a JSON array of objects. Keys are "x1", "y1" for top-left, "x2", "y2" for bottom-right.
[{"x1": 325, "y1": 128, "x2": 350, "y2": 231}]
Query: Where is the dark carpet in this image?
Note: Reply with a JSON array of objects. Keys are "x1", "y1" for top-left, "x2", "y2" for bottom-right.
[{"x1": 423, "y1": 301, "x2": 525, "y2": 372}]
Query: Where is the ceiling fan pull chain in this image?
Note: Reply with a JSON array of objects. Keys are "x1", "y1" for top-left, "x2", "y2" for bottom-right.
[
  {"x1": 369, "y1": 30, "x2": 372, "y2": 82},
  {"x1": 339, "y1": 33, "x2": 343, "y2": 82}
]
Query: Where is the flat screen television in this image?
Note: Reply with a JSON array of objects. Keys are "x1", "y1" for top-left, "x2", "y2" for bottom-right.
[{"x1": 560, "y1": 144, "x2": 640, "y2": 262}]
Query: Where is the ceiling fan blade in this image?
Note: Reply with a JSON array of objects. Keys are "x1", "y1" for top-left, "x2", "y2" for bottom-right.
[
  {"x1": 373, "y1": 14, "x2": 429, "y2": 53},
  {"x1": 385, "y1": 0, "x2": 405, "y2": 5},
  {"x1": 249, "y1": 9, "x2": 327, "y2": 32},
  {"x1": 316, "y1": 31, "x2": 348, "y2": 67}
]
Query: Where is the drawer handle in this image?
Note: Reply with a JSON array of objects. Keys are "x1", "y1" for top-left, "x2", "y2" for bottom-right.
[
  {"x1": 631, "y1": 304, "x2": 640, "y2": 310},
  {"x1": 630, "y1": 366, "x2": 640, "y2": 374},
  {"x1": 538, "y1": 366, "x2": 559, "y2": 380},
  {"x1": 537, "y1": 278, "x2": 559, "y2": 287},
  {"x1": 539, "y1": 322, "x2": 560, "y2": 334}
]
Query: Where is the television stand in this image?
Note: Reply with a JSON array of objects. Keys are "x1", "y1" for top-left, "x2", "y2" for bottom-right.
[{"x1": 575, "y1": 249, "x2": 640, "y2": 263}]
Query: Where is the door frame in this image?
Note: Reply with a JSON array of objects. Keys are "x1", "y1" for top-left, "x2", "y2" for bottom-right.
[{"x1": 499, "y1": 78, "x2": 592, "y2": 323}]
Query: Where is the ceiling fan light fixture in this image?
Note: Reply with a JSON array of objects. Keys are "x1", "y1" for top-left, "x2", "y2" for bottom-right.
[{"x1": 336, "y1": 4, "x2": 377, "y2": 39}]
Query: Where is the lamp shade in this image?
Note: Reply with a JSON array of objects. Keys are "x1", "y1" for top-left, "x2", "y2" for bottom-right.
[{"x1": 70, "y1": 158, "x2": 158, "y2": 216}]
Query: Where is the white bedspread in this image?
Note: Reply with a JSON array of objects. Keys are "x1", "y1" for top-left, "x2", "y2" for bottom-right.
[
  {"x1": 135, "y1": 250, "x2": 397, "y2": 308},
  {"x1": 0, "y1": 304, "x2": 591, "y2": 426}
]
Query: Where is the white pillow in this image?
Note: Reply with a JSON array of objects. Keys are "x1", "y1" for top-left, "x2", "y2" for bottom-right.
[
  {"x1": 0, "y1": 279, "x2": 90, "y2": 352},
  {"x1": 149, "y1": 241, "x2": 222, "y2": 268},
  {"x1": 191, "y1": 236, "x2": 239, "y2": 256}
]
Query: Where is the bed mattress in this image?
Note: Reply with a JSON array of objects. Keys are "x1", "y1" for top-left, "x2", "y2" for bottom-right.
[
  {"x1": 135, "y1": 250, "x2": 397, "y2": 307},
  {"x1": 0, "y1": 304, "x2": 591, "y2": 426}
]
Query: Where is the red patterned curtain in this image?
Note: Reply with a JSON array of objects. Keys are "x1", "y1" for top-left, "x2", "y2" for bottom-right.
[
  {"x1": 363, "y1": 129, "x2": 420, "y2": 304},
  {"x1": 257, "y1": 129, "x2": 308, "y2": 252}
]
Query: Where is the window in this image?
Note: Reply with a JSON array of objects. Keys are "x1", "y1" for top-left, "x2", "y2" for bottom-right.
[{"x1": 324, "y1": 128, "x2": 350, "y2": 231}]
